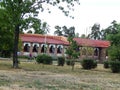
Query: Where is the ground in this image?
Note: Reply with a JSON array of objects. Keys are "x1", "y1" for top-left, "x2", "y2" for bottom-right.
[{"x1": 0, "y1": 60, "x2": 119, "y2": 90}]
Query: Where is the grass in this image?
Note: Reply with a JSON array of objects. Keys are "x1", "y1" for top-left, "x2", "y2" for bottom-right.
[{"x1": 0, "y1": 59, "x2": 119, "y2": 90}]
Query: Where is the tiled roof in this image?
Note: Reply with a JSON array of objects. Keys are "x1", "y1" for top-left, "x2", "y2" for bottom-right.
[
  {"x1": 20, "y1": 34, "x2": 110, "y2": 48},
  {"x1": 20, "y1": 34, "x2": 69, "y2": 45},
  {"x1": 74, "y1": 38, "x2": 110, "y2": 48}
]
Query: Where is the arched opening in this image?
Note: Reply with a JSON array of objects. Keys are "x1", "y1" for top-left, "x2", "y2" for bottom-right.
[
  {"x1": 94, "y1": 48, "x2": 99, "y2": 56},
  {"x1": 82, "y1": 47, "x2": 87, "y2": 55},
  {"x1": 49, "y1": 45, "x2": 55, "y2": 53},
  {"x1": 33, "y1": 44, "x2": 38, "y2": 52},
  {"x1": 57, "y1": 45, "x2": 62, "y2": 53},
  {"x1": 24, "y1": 43, "x2": 30, "y2": 52},
  {"x1": 41, "y1": 44, "x2": 47, "y2": 53}
]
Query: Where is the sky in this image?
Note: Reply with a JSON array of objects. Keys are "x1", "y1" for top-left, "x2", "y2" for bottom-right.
[{"x1": 38, "y1": 0, "x2": 120, "y2": 36}]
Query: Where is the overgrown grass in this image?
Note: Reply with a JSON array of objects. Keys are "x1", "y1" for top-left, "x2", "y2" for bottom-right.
[{"x1": 0, "y1": 59, "x2": 120, "y2": 90}]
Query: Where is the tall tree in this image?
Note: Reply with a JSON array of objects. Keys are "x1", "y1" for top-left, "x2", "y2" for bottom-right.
[
  {"x1": 34, "y1": 21, "x2": 50, "y2": 34},
  {"x1": 0, "y1": 8, "x2": 14, "y2": 57},
  {"x1": 62, "y1": 26, "x2": 75, "y2": 37},
  {"x1": 54, "y1": 25, "x2": 63, "y2": 36},
  {"x1": 0, "y1": 0, "x2": 80, "y2": 68},
  {"x1": 54, "y1": 25, "x2": 76, "y2": 37},
  {"x1": 66, "y1": 36, "x2": 80, "y2": 70},
  {"x1": 103, "y1": 21, "x2": 120, "y2": 60},
  {"x1": 101, "y1": 20, "x2": 120, "y2": 40},
  {"x1": 80, "y1": 34, "x2": 86, "y2": 38},
  {"x1": 107, "y1": 27, "x2": 120, "y2": 60},
  {"x1": 88, "y1": 23, "x2": 101, "y2": 40},
  {"x1": 75, "y1": 33, "x2": 79, "y2": 38}
]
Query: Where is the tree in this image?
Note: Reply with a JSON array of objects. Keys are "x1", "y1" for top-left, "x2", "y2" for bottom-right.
[
  {"x1": 101, "y1": 20, "x2": 120, "y2": 40},
  {"x1": 34, "y1": 21, "x2": 50, "y2": 34},
  {"x1": 80, "y1": 34, "x2": 86, "y2": 38},
  {"x1": 100, "y1": 29, "x2": 106, "y2": 40},
  {"x1": 75, "y1": 33, "x2": 79, "y2": 38},
  {"x1": 54, "y1": 26, "x2": 63, "y2": 36},
  {"x1": 88, "y1": 23, "x2": 101, "y2": 40},
  {"x1": 62, "y1": 26, "x2": 75, "y2": 37},
  {"x1": 0, "y1": 8, "x2": 14, "y2": 57},
  {"x1": 54, "y1": 25, "x2": 76, "y2": 37},
  {"x1": 66, "y1": 36, "x2": 80, "y2": 70},
  {"x1": 0, "y1": 27, "x2": 14, "y2": 57},
  {"x1": 104, "y1": 21, "x2": 120, "y2": 60},
  {"x1": 0, "y1": 0, "x2": 80, "y2": 68}
]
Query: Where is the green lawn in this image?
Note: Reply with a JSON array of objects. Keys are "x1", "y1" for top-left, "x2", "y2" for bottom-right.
[{"x1": 0, "y1": 59, "x2": 119, "y2": 90}]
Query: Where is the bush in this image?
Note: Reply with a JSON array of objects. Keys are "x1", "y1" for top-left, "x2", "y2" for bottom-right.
[
  {"x1": 18, "y1": 55, "x2": 29, "y2": 59},
  {"x1": 81, "y1": 59, "x2": 97, "y2": 70},
  {"x1": 103, "y1": 61, "x2": 110, "y2": 68},
  {"x1": 92, "y1": 60, "x2": 97, "y2": 69},
  {"x1": 0, "y1": 50, "x2": 11, "y2": 58},
  {"x1": 109, "y1": 60, "x2": 120, "y2": 73},
  {"x1": 36, "y1": 54, "x2": 53, "y2": 65},
  {"x1": 58, "y1": 57, "x2": 65, "y2": 66},
  {"x1": 66, "y1": 60, "x2": 74, "y2": 66}
]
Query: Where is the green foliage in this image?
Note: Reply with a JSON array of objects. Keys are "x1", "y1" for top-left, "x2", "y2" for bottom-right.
[
  {"x1": 103, "y1": 61, "x2": 109, "y2": 69},
  {"x1": 107, "y1": 26, "x2": 120, "y2": 61},
  {"x1": 0, "y1": 50, "x2": 11, "y2": 58},
  {"x1": 108, "y1": 45, "x2": 120, "y2": 61},
  {"x1": 54, "y1": 25, "x2": 76, "y2": 37},
  {"x1": 103, "y1": 21, "x2": 120, "y2": 61},
  {"x1": 66, "y1": 37, "x2": 80, "y2": 59},
  {"x1": 66, "y1": 36, "x2": 79, "y2": 70},
  {"x1": 0, "y1": 0, "x2": 80, "y2": 68},
  {"x1": 36, "y1": 54, "x2": 53, "y2": 65},
  {"x1": 0, "y1": 24, "x2": 14, "y2": 57},
  {"x1": 81, "y1": 59, "x2": 97, "y2": 70},
  {"x1": 57, "y1": 57, "x2": 65, "y2": 66},
  {"x1": 18, "y1": 55, "x2": 28, "y2": 59},
  {"x1": 66, "y1": 60, "x2": 74, "y2": 66},
  {"x1": 88, "y1": 23, "x2": 101, "y2": 40},
  {"x1": 109, "y1": 60, "x2": 120, "y2": 73},
  {"x1": 107, "y1": 32, "x2": 120, "y2": 46}
]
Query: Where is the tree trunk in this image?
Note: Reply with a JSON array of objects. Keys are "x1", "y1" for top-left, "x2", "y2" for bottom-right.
[
  {"x1": 13, "y1": 25, "x2": 20, "y2": 68},
  {"x1": 71, "y1": 59, "x2": 75, "y2": 71}
]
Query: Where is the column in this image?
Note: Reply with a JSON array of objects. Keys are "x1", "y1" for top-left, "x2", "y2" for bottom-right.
[
  {"x1": 99, "y1": 48, "x2": 106, "y2": 63},
  {"x1": 80, "y1": 47, "x2": 83, "y2": 59},
  {"x1": 54, "y1": 45, "x2": 57, "y2": 56},
  {"x1": 47, "y1": 44, "x2": 50, "y2": 55},
  {"x1": 29, "y1": 42, "x2": 33, "y2": 54},
  {"x1": 92, "y1": 47, "x2": 94, "y2": 59},
  {"x1": 62, "y1": 45, "x2": 65, "y2": 57},
  {"x1": 21, "y1": 42, "x2": 24, "y2": 55},
  {"x1": 38, "y1": 43, "x2": 41, "y2": 54},
  {"x1": 86, "y1": 47, "x2": 88, "y2": 58}
]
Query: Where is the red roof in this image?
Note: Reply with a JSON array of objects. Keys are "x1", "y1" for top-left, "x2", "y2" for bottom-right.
[
  {"x1": 74, "y1": 38, "x2": 110, "y2": 48},
  {"x1": 20, "y1": 34, "x2": 110, "y2": 48},
  {"x1": 20, "y1": 34, "x2": 69, "y2": 45}
]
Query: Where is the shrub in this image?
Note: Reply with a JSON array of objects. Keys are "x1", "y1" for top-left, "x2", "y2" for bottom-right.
[
  {"x1": 57, "y1": 57, "x2": 65, "y2": 66},
  {"x1": 18, "y1": 55, "x2": 28, "y2": 59},
  {"x1": 92, "y1": 60, "x2": 97, "y2": 69},
  {"x1": 36, "y1": 54, "x2": 53, "y2": 65},
  {"x1": 36, "y1": 54, "x2": 43, "y2": 64},
  {"x1": 66, "y1": 60, "x2": 74, "y2": 66},
  {"x1": 109, "y1": 60, "x2": 120, "y2": 73},
  {"x1": 81, "y1": 59, "x2": 97, "y2": 70},
  {"x1": 103, "y1": 61, "x2": 109, "y2": 68}
]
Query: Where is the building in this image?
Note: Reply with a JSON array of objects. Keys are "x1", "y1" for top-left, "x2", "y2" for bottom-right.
[{"x1": 20, "y1": 34, "x2": 110, "y2": 62}]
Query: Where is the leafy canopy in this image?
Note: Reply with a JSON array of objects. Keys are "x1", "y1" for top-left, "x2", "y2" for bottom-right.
[
  {"x1": 0, "y1": 0, "x2": 80, "y2": 67},
  {"x1": 105, "y1": 21, "x2": 120, "y2": 61},
  {"x1": 66, "y1": 36, "x2": 80, "y2": 59}
]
